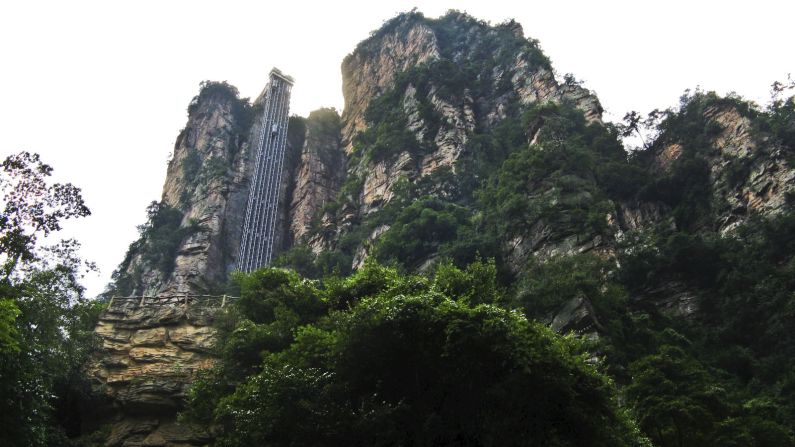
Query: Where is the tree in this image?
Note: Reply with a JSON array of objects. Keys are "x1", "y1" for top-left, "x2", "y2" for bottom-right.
[
  {"x1": 627, "y1": 340, "x2": 728, "y2": 447},
  {"x1": 0, "y1": 151, "x2": 90, "y2": 282},
  {"x1": 0, "y1": 152, "x2": 101, "y2": 446}
]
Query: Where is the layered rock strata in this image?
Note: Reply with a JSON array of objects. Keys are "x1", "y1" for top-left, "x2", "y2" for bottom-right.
[{"x1": 88, "y1": 297, "x2": 229, "y2": 446}]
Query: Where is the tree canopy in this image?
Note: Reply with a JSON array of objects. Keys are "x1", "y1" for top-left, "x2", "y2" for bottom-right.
[
  {"x1": 0, "y1": 152, "x2": 102, "y2": 446},
  {"x1": 184, "y1": 262, "x2": 647, "y2": 447}
]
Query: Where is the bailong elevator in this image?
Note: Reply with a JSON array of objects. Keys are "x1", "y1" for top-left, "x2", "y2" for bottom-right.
[{"x1": 237, "y1": 68, "x2": 294, "y2": 272}]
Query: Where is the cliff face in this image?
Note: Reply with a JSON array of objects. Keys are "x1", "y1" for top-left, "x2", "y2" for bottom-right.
[
  {"x1": 288, "y1": 109, "x2": 346, "y2": 245},
  {"x1": 289, "y1": 12, "x2": 795, "y2": 333},
  {"x1": 110, "y1": 83, "x2": 306, "y2": 297},
  {"x1": 306, "y1": 12, "x2": 606, "y2": 263},
  {"x1": 342, "y1": 11, "x2": 602, "y2": 182},
  {"x1": 339, "y1": 12, "x2": 601, "y2": 148},
  {"x1": 92, "y1": 85, "x2": 257, "y2": 446},
  {"x1": 106, "y1": 11, "x2": 615, "y2": 305},
  {"x1": 655, "y1": 103, "x2": 795, "y2": 233},
  {"x1": 101, "y1": 13, "x2": 795, "y2": 336}
]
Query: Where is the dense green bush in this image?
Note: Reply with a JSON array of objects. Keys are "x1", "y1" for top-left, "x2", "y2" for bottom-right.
[
  {"x1": 184, "y1": 262, "x2": 646, "y2": 446},
  {"x1": 373, "y1": 197, "x2": 469, "y2": 268}
]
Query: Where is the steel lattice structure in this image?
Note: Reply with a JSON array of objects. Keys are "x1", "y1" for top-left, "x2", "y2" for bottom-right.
[{"x1": 237, "y1": 68, "x2": 294, "y2": 272}]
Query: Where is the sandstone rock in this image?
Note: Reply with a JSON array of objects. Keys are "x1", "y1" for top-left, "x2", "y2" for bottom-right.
[
  {"x1": 106, "y1": 306, "x2": 184, "y2": 329},
  {"x1": 655, "y1": 143, "x2": 683, "y2": 170},
  {"x1": 654, "y1": 104, "x2": 795, "y2": 233},
  {"x1": 102, "y1": 354, "x2": 131, "y2": 369},
  {"x1": 129, "y1": 346, "x2": 183, "y2": 363},
  {"x1": 131, "y1": 327, "x2": 167, "y2": 347},
  {"x1": 114, "y1": 79, "x2": 304, "y2": 297},
  {"x1": 96, "y1": 321, "x2": 131, "y2": 342},
  {"x1": 288, "y1": 109, "x2": 346, "y2": 243},
  {"x1": 106, "y1": 419, "x2": 159, "y2": 447},
  {"x1": 141, "y1": 432, "x2": 166, "y2": 446},
  {"x1": 168, "y1": 325, "x2": 216, "y2": 353},
  {"x1": 89, "y1": 299, "x2": 221, "y2": 446},
  {"x1": 157, "y1": 422, "x2": 210, "y2": 443},
  {"x1": 632, "y1": 281, "x2": 699, "y2": 319},
  {"x1": 341, "y1": 13, "x2": 440, "y2": 147},
  {"x1": 352, "y1": 224, "x2": 391, "y2": 270},
  {"x1": 362, "y1": 151, "x2": 415, "y2": 210},
  {"x1": 103, "y1": 339, "x2": 131, "y2": 354}
]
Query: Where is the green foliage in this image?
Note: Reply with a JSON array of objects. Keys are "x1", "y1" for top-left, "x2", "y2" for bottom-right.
[
  {"x1": 0, "y1": 152, "x2": 91, "y2": 281},
  {"x1": 272, "y1": 245, "x2": 322, "y2": 278},
  {"x1": 618, "y1": 228, "x2": 724, "y2": 290},
  {"x1": 627, "y1": 341, "x2": 731, "y2": 447},
  {"x1": 626, "y1": 336, "x2": 794, "y2": 447},
  {"x1": 480, "y1": 102, "x2": 625, "y2": 243},
  {"x1": 724, "y1": 155, "x2": 753, "y2": 188},
  {"x1": 200, "y1": 155, "x2": 228, "y2": 182},
  {"x1": 431, "y1": 258, "x2": 501, "y2": 306},
  {"x1": 307, "y1": 107, "x2": 341, "y2": 131},
  {"x1": 630, "y1": 90, "x2": 780, "y2": 230},
  {"x1": 373, "y1": 197, "x2": 470, "y2": 268},
  {"x1": 138, "y1": 202, "x2": 198, "y2": 277},
  {"x1": 0, "y1": 152, "x2": 103, "y2": 446},
  {"x1": 273, "y1": 245, "x2": 356, "y2": 280},
  {"x1": 286, "y1": 115, "x2": 308, "y2": 151},
  {"x1": 303, "y1": 108, "x2": 343, "y2": 166},
  {"x1": 0, "y1": 298, "x2": 21, "y2": 354},
  {"x1": 515, "y1": 253, "x2": 627, "y2": 320},
  {"x1": 181, "y1": 147, "x2": 202, "y2": 184},
  {"x1": 611, "y1": 213, "x2": 795, "y2": 444},
  {"x1": 185, "y1": 261, "x2": 645, "y2": 446},
  {"x1": 431, "y1": 11, "x2": 551, "y2": 95},
  {"x1": 763, "y1": 95, "x2": 795, "y2": 154},
  {"x1": 457, "y1": 109, "x2": 528, "y2": 199},
  {"x1": 356, "y1": 116, "x2": 421, "y2": 163},
  {"x1": 353, "y1": 77, "x2": 425, "y2": 162},
  {"x1": 0, "y1": 277, "x2": 103, "y2": 446},
  {"x1": 640, "y1": 154, "x2": 712, "y2": 230},
  {"x1": 235, "y1": 268, "x2": 327, "y2": 326}
]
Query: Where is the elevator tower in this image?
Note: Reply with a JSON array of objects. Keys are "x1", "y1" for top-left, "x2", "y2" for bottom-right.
[{"x1": 237, "y1": 68, "x2": 294, "y2": 272}]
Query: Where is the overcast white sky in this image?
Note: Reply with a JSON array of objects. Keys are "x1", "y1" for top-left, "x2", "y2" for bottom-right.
[{"x1": 1, "y1": 0, "x2": 792, "y2": 297}]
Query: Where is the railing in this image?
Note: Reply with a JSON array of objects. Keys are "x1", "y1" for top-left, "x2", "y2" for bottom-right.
[{"x1": 106, "y1": 294, "x2": 240, "y2": 311}]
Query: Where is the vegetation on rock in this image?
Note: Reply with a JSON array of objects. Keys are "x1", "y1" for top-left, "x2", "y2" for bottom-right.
[{"x1": 106, "y1": 201, "x2": 202, "y2": 297}]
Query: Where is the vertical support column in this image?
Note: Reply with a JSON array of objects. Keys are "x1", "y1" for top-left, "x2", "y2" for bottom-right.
[{"x1": 237, "y1": 68, "x2": 294, "y2": 273}]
